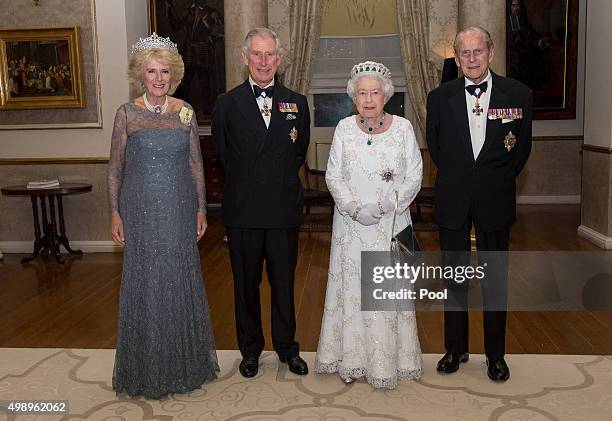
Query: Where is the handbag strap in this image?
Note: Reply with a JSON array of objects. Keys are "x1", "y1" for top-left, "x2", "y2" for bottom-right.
[
  {"x1": 391, "y1": 190, "x2": 399, "y2": 236},
  {"x1": 391, "y1": 190, "x2": 417, "y2": 251}
]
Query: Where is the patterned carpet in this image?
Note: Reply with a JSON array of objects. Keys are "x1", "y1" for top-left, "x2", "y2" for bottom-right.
[{"x1": 1, "y1": 349, "x2": 611, "y2": 420}]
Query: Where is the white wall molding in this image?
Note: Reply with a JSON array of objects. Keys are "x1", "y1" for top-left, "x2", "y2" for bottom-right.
[
  {"x1": 517, "y1": 195, "x2": 581, "y2": 205},
  {"x1": 0, "y1": 241, "x2": 123, "y2": 254},
  {"x1": 577, "y1": 225, "x2": 612, "y2": 250}
]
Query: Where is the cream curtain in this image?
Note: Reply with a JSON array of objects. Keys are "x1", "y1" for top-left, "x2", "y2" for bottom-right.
[
  {"x1": 282, "y1": 0, "x2": 324, "y2": 94},
  {"x1": 396, "y1": 0, "x2": 440, "y2": 139}
]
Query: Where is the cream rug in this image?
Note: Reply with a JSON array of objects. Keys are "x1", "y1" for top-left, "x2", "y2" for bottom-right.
[{"x1": 1, "y1": 349, "x2": 611, "y2": 420}]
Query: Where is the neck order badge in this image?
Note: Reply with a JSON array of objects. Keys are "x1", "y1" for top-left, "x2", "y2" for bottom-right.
[{"x1": 466, "y1": 81, "x2": 488, "y2": 116}]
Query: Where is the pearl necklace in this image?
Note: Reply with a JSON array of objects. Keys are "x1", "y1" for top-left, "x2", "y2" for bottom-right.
[
  {"x1": 360, "y1": 112, "x2": 385, "y2": 145},
  {"x1": 143, "y1": 94, "x2": 168, "y2": 114}
]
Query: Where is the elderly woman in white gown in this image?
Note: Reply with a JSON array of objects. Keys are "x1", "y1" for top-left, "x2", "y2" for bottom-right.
[{"x1": 315, "y1": 61, "x2": 423, "y2": 388}]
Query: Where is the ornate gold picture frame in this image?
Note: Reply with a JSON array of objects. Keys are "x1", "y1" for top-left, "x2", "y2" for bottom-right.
[{"x1": 0, "y1": 27, "x2": 85, "y2": 110}]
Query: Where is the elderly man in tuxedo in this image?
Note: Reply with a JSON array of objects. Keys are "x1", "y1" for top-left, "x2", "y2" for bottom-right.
[
  {"x1": 212, "y1": 27, "x2": 310, "y2": 378},
  {"x1": 426, "y1": 26, "x2": 532, "y2": 381}
]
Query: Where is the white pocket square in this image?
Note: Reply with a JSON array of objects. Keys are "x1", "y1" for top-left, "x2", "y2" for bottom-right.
[
  {"x1": 286, "y1": 114, "x2": 296, "y2": 120},
  {"x1": 502, "y1": 118, "x2": 513, "y2": 124}
]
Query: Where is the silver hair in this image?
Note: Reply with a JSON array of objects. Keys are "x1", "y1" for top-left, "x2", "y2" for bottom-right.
[
  {"x1": 347, "y1": 73, "x2": 394, "y2": 103},
  {"x1": 453, "y1": 26, "x2": 494, "y2": 53},
  {"x1": 242, "y1": 27, "x2": 283, "y2": 55}
]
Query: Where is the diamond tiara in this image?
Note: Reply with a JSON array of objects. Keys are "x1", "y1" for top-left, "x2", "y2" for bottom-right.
[
  {"x1": 350, "y1": 61, "x2": 392, "y2": 80},
  {"x1": 130, "y1": 33, "x2": 178, "y2": 56}
]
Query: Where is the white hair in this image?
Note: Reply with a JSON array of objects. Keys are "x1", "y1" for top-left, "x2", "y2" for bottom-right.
[{"x1": 453, "y1": 26, "x2": 494, "y2": 53}]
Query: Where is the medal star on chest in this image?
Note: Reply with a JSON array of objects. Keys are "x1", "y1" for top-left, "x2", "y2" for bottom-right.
[
  {"x1": 504, "y1": 131, "x2": 517, "y2": 151},
  {"x1": 289, "y1": 127, "x2": 298, "y2": 143}
]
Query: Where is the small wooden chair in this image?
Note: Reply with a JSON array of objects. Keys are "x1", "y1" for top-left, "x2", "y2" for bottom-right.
[
  {"x1": 302, "y1": 162, "x2": 334, "y2": 215},
  {"x1": 410, "y1": 187, "x2": 438, "y2": 231}
]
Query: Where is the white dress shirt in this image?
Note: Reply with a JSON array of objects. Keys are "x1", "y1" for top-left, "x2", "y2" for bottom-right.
[
  {"x1": 465, "y1": 70, "x2": 492, "y2": 159},
  {"x1": 249, "y1": 76, "x2": 274, "y2": 128}
]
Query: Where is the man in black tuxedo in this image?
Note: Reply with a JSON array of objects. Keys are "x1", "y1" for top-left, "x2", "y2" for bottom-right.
[
  {"x1": 426, "y1": 26, "x2": 532, "y2": 381},
  {"x1": 212, "y1": 27, "x2": 310, "y2": 378}
]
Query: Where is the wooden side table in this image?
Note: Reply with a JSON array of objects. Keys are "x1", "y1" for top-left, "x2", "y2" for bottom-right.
[{"x1": 1, "y1": 182, "x2": 92, "y2": 263}]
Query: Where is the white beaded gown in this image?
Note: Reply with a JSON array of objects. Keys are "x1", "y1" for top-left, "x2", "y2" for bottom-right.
[{"x1": 315, "y1": 115, "x2": 423, "y2": 388}]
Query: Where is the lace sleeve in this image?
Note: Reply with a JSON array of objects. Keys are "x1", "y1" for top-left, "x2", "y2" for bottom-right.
[
  {"x1": 188, "y1": 113, "x2": 207, "y2": 213},
  {"x1": 325, "y1": 121, "x2": 357, "y2": 215},
  {"x1": 108, "y1": 105, "x2": 128, "y2": 214},
  {"x1": 395, "y1": 120, "x2": 423, "y2": 214}
]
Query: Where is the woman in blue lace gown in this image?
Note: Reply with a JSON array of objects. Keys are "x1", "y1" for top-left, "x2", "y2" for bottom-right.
[{"x1": 108, "y1": 33, "x2": 218, "y2": 399}]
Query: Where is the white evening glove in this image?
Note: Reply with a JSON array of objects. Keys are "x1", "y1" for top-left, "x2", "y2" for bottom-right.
[
  {"x1": 378, "y1": 197, "x2": 395, "y2": 216},
  {"x1": 345, "y1": 201, "x2": 359, "y2": 217},
  {"x1": 354, "y1": 202, "x2": 382, "y2": 226}
]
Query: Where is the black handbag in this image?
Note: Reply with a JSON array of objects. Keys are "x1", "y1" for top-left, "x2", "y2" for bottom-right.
[{"x1": 390, "y1": 191, "x2": 420, "y2": 264}]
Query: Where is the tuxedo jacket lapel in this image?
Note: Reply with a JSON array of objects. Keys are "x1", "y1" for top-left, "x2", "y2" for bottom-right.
[
  {"x1": 232, "y1": 80, "x2": 268, "y2": 143},
  {"x1": 477, "y1": 73, "x2": 509, "y2": 164},
  {"x1": 448, "y1": 78, "x2": 475, "y2": 164}
]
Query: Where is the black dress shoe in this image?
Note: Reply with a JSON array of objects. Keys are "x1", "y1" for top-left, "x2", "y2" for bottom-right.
[
  {"x1": 436, "y1": 352, "x2": 469, "y2": 373},
  {"x1": 279, "y1": 355, "x2": 308, "y2": 375},
  {"x1": 239, "y1": 357, "x2": 259, "y2": 378},
  {"x1": 487, "y1": 358, "x2": 510, "y2": 382}
]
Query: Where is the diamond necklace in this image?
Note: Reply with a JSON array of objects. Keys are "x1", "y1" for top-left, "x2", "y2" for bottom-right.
[
  {"x1": 143, "y1": 93, "x2": 168, "y2": 114},
  {"x1": 359, "y1": 112, "x2": 385, "y2": 145}
]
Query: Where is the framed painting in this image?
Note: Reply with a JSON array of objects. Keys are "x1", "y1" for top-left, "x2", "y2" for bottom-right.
[
  {"x1": 0, "y1": 27, "x2": 85, "y2": 110},
  {"x1": 149, "y1": 0, "x2": 225, "y2": 125},
  {"x1": 505, "y1": 0, "x2": 579, "y2": 119}
]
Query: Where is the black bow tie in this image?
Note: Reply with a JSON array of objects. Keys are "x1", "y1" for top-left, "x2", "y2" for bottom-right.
[
  {"x1": 253, "y1": 85, "x2": 274, "y2": 98},
  {"x1": 466, "y1": 81, "x2": 488, "y2": 96}
]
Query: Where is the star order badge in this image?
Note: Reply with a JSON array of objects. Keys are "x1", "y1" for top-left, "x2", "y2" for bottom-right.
[
  {"x1": 380, "y1": 169, "x2": 395, "y2": 182},
  {"x1": 289, "y1": 126, "x2": 298, "y2": 143},
  {"x1": 504, "y1": 131, "x2": 517, "y2": 151}
]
